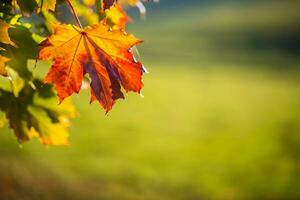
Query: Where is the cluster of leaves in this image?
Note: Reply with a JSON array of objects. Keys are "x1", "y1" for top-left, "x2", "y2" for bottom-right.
[{"x1": 0, "y1": 0, "x2": 150, "y2": 145}]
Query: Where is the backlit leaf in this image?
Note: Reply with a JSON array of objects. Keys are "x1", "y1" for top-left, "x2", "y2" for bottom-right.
[
  {"x1": 105, "y1": 4, "x2": 129, "y2": 29},
  {"x1": 36, "y1": 0, "x2": 56, "y2": 12},
  {"x1": 0, "y1": 20, "x2": 16, "y2": 47},
  {"x1": 83, "y1": 0, "x2": 96, "y2": 6},
  {"x1": 0, "y1": 81, "x2": 76, "y2": 145},
  {"x1": 0, "y1": 55, "x2": 10, "y2": 76},
  {"x1": 4, "y1": 25, "x2": 39, "y2": 79},
  {"x1": 38, "y1": 23, "x2": 144, "y2": 112},
  {"x1": 6, "y1": 67, "x2": 25, "y2": 97}
]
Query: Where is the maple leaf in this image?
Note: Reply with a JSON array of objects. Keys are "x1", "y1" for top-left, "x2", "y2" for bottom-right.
[
  {"x1": 38, "y1": 23, "x2": 144, "y2": 112},
  {"x1": 105, "y1": 4, "x2": 129, "y2": 30}
]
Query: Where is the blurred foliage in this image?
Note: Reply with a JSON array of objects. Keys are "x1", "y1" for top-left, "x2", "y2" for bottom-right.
[{"x1": 0, "y1": 0, "x2": 79, "y2": 145}]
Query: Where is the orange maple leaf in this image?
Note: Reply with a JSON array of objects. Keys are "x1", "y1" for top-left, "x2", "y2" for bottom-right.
[{"x1": 38, "y1": 23, "x2": 144, "y2": 112}]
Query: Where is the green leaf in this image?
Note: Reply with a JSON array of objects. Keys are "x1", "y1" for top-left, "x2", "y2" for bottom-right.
[
  {"x1": 0, "y1": 80, "x2": 76, "y2": 145},
  {"x1": 27, "y1": 106, "x2": 70, "y2": 145},
  {"x1": 0, "y1": 112, "x2": 6, "y2": 128},
  {"x1": 4, "y1": 24, "x2": 39, "y2": 80},
  {"x1": 36, "y1": 0, "x2": 56, "y2": 12},
  {"x1": 0, "y1": 75, "x2": 11, "y2": 92},
  {"x1": 15, "y1": 0, "x2": 38, "y2": 15},
  {"x1": 6, "y1": 67, "x2": 24, "y2": 97}
]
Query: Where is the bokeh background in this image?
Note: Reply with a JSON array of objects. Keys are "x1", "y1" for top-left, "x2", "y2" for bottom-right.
[{"x1": 1, "y1": 0, "x2": 300, "y2": 199}]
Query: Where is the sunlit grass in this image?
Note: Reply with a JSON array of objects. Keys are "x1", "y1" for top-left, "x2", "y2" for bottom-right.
[{"x1": 1, "y1": 64, "x2": 299, "y2": 199}]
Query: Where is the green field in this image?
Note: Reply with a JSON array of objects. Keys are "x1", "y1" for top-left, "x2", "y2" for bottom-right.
[
  {"x1": 1, "y1": 1, "x2": 300, "y2": 199},
  {"x1": 1, "y1": 64, "x2": 300, "y2": 199}
]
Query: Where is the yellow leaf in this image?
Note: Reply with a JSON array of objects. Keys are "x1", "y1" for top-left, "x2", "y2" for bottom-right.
[
  {"x1": 0, "y1": 112, "x2": 6, "y2": 128},
  {"x1": 0, "y1": 20, "x2": 16, "y2": 47},
  {"x1": 6, "y1": 67, "x2": 25, "y2": 97},
  {"x1": 0, "y1": 55, "x2": 10, "y2": 76},
  {"x1": 105, "y1": 4, "x2": 129, "y2": 29},
  {"x1": 83, "y1": 0, "x2": 96, "y2": 6},
  {"x1": 36, "y1": 0, "x2": 56, "y2": 12},
  {"x1": 28, "y1": 106, "x2": 70, "y2": 145}
]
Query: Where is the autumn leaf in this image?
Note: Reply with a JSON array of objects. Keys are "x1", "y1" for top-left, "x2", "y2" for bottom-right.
[
  {"x1": 38, "y1": 23, "x2": 144, "y2": 112},
  {"x1": 105, "y1": 4, "x2": 129, "y2": 29},
  {"x1": 0, "y1": 0, "x2": 151, "y2": 145},
  {"x1": 0, "y1": 20, "x2": 16, "y2": 47},
  {"x1": 0, "y1": 55, "x2": 10, "y2": 76},
  {"x1": 0, "y1": 20, "x2": 15, "y2": 73},
  {"x1": 83, "y1": 0, "x2": 96, "y2": 6},
  {"x1": 36, "y1": 0, "x2": 56, "y2": 12}
]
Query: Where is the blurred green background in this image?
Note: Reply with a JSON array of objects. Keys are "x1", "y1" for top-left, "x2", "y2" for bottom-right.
[{"x1": 1, "y1": 0, "x2": 300, "y2": 199}]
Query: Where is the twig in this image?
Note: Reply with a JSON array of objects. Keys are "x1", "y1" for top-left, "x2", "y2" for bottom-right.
[{"x1": 65, "y1": 0, "x2": 83, "y2": 29}]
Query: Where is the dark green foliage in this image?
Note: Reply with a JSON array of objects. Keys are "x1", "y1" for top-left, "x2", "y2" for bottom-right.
[
  {"x1": 5, "y1": 25, "x2": 39, "y2": 79},
  {"x1": 0, "y1": 0, "x2": 75, "y2": 144}
]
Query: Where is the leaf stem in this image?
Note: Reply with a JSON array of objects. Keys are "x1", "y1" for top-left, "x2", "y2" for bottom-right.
[{"x1": 66, "y1": 0, "x2": 83, "y2": 29}]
